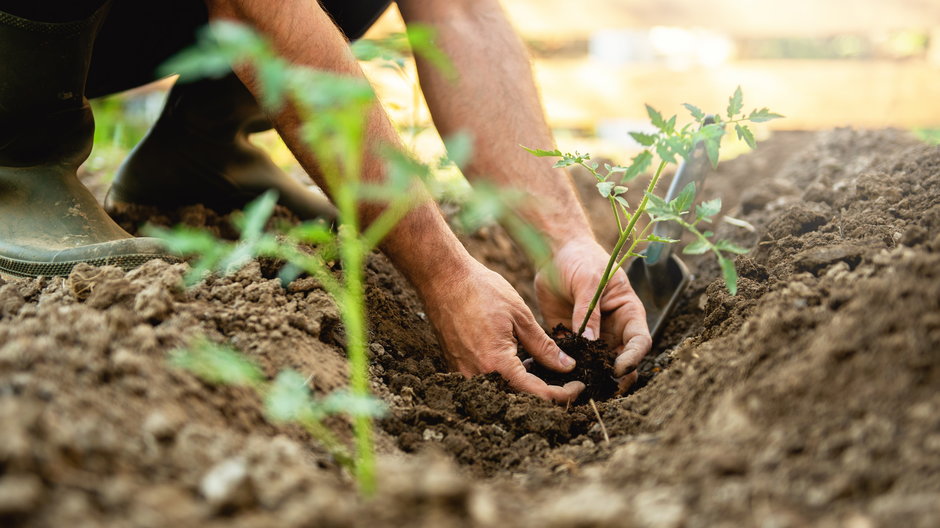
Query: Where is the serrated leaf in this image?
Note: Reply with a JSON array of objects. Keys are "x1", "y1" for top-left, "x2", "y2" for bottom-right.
[
  {"x1": 665, "y1": 115, "x2": 677, "y2": 134},
  {"x1": 719, "y1": 256, "x2": 738, "y2": 295},
  {"x1": 683, "y1": 239, "x2": 711, "y2": 255},
  {"x1": 443, "y1": 131, "x2": 474, "y2": 168},
  {"x1": 704, "y1": 136, "x2": 721, "y2": 169},
  {"x1": 646, "y1": 104, "x2": 667, "y2": 130},
  {"x1": 647, "y1": 234, "x2": 679, "y2": 244},
  {"x1": 265, "y1": 370, "x2": 313, "y2": 422},
  {"x1": 622, "y1": 150, "x2": 653, "y2": 182},
  {"x1": 612, "y1": 185, "x2": 628, "y2": 196},
  {"x1": 727, "y1": 86, "x2": 743, "y2": 118},
  {"x1": 748, "y1": 107, "x2": 785, "y2": 123},
  {"x1": 683, "y1": 103, "x2": 706, "y2": 121},
  {"x1": 521, "y1": 146, "x2": 562, "y2": 158},
  {"x1": 735, "y1": 124, "x2": 757, "y2": 149},
  {"x1": 288, "y1": 221, "x2": 334, "y2": 244},
  {"x1": 553, "y1": 158, "x2": 576, "y2": 168},
  {"x1": 672, "y1": 182, "x2": 696, "y2": 213},
  {"x1": 723, "y1": 215, "x2": 757, "y2": 232},
  {"x1": 629, "y1": 131, "x2": 658, "y2": 147},
  {"x1": 715, "y1": 240, "x2": 749, "y2": 254},
  {"x1": 320, "y1": 390, "x2": 388, "y2": 418},
  {"x1": 695, "y1": 198, "x2": 722, "y2": 221},
  {"x1": 596, "y1": 181, "x2": 616, "y2": 198},
  {"x1": 646, "y1": 192, "x2": 671, "y2": 211},
  {"x1": 236, "y1": 190, "x2": 279, "y2": 240},
  {"x1": 655, "y1": 141, "x2": 677, "y2": 164},
  {"x1": 172, "y1": 339, "x2": 264, "y2": 387}
]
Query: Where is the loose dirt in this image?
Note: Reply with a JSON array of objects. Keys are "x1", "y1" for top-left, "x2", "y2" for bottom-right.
[{"x1": 2, "y1": 129, "x2": 939, "y2": 527}]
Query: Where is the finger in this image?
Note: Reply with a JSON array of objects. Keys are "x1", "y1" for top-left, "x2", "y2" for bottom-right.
[
  {"x1": 616, "y1": 370, "x2": 639, "y2": 395},
  {"x1": 614, "y1": 318, "x2": 652, "y2": 377},
  {"x1": 514, "y1": 313, "x2": 576, "y2": 373},
  {"x1": 572, "y1": 289, "x2": 601, "y2": 341},
  {"x1": 501, "y1": 358, "x2": 585, "y2": 403}
]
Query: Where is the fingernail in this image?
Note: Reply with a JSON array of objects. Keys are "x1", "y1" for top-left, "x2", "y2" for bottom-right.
[
  {"x1": 583, "y1": 328, "x2": 597, "y2": 341},
  {"x1": 559, "y1": 351, "x2": 576, "y2": 368}
]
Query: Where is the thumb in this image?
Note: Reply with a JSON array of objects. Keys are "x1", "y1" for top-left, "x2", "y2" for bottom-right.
[
  {"x1": 514, "y1": 311, "x2": 576, "y2": 373},
  {"x1": 572, "y1": 289, "x2": 601, "y2": 341}
]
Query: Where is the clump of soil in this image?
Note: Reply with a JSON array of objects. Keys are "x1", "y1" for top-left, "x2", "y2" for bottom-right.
[{"x1": 527, "y1": 325, "x2": 618, "y2": 402}]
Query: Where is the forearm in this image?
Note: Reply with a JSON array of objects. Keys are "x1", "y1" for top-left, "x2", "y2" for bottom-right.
[
  {"x1": 398, "y1": 0, "x2": 593, "y2": 251},
  {"x1": 204, "y1": 0, "x2": 475, "y2": 292}
]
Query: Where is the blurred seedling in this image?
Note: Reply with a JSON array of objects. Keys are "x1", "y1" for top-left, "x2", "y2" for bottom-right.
[
  {"x1": 525, "y1": 87, "x2": 782, "y2": 336},
  {"x1": 146, "y1": 21, "x2": 464, "y2": 494},
  {"x1": 170, "y1": 337, "x2": 385, "y2": 469}
]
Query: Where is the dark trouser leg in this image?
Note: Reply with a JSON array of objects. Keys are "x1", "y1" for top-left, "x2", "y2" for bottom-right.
[{"x1": 0, "y1": 2, "x2": 175, "y2": 277}]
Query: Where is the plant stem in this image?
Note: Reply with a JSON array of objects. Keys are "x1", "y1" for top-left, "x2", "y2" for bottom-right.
[{"x1": 576, "y1": 161, "x2": 668, "y2": 336}]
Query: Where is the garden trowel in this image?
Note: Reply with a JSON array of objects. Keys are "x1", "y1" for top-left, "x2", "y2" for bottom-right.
[{"x1": 626, "y1": 135, "x2": 712, "y2": 340}]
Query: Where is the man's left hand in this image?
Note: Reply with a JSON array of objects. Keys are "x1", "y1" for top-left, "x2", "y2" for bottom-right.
[{"x1": 535, "y1": 238, "x2": 652, "y2": 392}]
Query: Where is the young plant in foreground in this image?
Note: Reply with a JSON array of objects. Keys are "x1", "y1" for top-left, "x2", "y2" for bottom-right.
[
  {"x1": 525, "y1": 87, "x2": 781, "y2": 336},
  {"x1": 147, "y1": 21, "x2": 455, "y2": 493},
  {"x1": 171, "y1": 337, "x2": 384, "y2": 468}
]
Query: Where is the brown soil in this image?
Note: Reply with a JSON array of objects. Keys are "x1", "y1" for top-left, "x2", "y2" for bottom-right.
[
  {"x1": 2, "y1": 128, "x2": 939, "y2": 527},
  {"x1": 527, "y1": 325, "x2": 618, "y2": 403}
]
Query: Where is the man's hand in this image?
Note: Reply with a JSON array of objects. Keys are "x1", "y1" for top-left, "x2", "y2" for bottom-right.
[
  {"x1": 421, "y1": 259, "x2": 585, "y2": 403},
  {"x1": 535, "y1": 238, "x2": 652, "y2": 393}
]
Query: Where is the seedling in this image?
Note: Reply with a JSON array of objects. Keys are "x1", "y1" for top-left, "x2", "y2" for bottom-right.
[
  {"x1": 148, "y1": 21, "x2": 457, "y2": 494},
  {"x1": 525, "y1": 87, "x2": 781, "y2": 336},
  {"x1": 170, "y1": 337, "x2": 384, "y2": 469}
]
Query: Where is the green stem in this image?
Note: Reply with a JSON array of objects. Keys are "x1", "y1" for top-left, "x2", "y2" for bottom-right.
[{"x1": 576, "y1": 161, "x2": 668, "y2": 335}]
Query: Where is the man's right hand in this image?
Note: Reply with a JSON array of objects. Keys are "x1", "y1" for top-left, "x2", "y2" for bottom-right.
[{"x1": 420, "y1": 259, "x2": 585, "y2": 404}]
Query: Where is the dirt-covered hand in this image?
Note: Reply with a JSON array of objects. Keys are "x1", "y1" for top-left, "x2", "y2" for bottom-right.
[
  {"x1": 422, "y1": 260, "x2": 585, "y2": 403},
  {"x1": 535, "y1": 238, "x2": 652, "y2": 392}
]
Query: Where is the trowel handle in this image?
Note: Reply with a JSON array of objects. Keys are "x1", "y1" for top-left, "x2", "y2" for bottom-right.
[{"x1": 644, "y1": 118, "x2": 715, "y2": 266}]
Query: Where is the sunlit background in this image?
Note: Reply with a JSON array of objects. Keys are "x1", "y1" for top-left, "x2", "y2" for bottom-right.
[{"x1": 86, "y1": 0, "x2": 940, "y2": 182}]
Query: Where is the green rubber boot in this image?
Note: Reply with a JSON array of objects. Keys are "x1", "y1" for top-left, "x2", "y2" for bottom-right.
[
  {"x1": 0, "y1": 5, "x2": 177, "y2": 278},
  {"x1": 105, "y1": 73, "x2": 337, "y2": 222}
]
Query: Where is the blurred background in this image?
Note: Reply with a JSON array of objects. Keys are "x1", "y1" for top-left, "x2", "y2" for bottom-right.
[{"x1": 86, "y1": 0, "x2": 940, "y2": 181}]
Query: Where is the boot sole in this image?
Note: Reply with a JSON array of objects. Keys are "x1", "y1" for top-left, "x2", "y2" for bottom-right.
[{"x1": 0, "y1": 253, "x2": 181, "y2": 279}]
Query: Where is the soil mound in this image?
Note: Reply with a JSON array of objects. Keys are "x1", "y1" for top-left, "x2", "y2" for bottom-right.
[{"x1": 1, "y1": 129, "x2": 938, "y2": 527}]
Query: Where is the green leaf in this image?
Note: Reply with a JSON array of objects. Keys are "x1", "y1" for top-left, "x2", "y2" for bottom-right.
[
  {"x1": 521, "y1": 146, "x2": 562, "y2": 158},
  {"x1": 704, "y1": 136, "x2": 721, "y2": 169},
  {"x1": 672, "y1": 182, "x2": 696, "y2": 213},
  {"x1": 320, "y1": 390, "x2": 388, "y2": 418},
  {"x1": 646, "y1": 192, "x2": 671, "y2": 211},
  {"x1": 612, "y1": 185, "x2": 628, "y2": 196},
  {"x1": 655, "y1": 141, "x2": 677, "y2": 164},
  {"x1": 646, "y1": 104, "x2": 667, "y2": 131},
  {"x1": 695, "y1": 198, "x2": 722, "y2": 221},
  {"x1": 683, "y1": 239, "x2": 711, "y2": 255},
  {"x1": 596, "y1": 181, "x2": 616, "y2": 198},
  {"x1": 727, "y1": 86, "x2": 744, "y2": 118},
  {"x1": 719, "y1": 256, "x2": 738, "y2": 295},
  {"x1": 406, "y1": 24, "x2": 456, "y2": 79},
  {"x1": 683, "y1": 103, "x2": 706, "y2": 121},
  {"x1": 665, "y1": 115, "x2": 677, "y2": 134},
  {"x1": 735, "y1": 124, "x2": 757, "y2": 149},
  {"x1": 647, "y1": 234, "x2": 678, "y2": 244},
  {"x1": 265, "y1": 370, "x2": 313, "y2": 422},
  {"x1": 288, "y1": 221, "x2": 334, "y2": 244},
  {"x1": 171, "y1": 339, "x2": 264, "y2": 387},
  {"x1": 666, "y1": 135, "x2": 690, "y2": 161},
  {"x1": 748, "y1": 107, "x2": 785, "y2": 123},
  {"x1": 236, "y1": 190, "x2": 279, "y2": 240},
  {"x1": 614, "y1": 195, "x2": 630, "y2": 210},
  {"x1": 629, "y1": 131, "x2": 658, "y2": 147},
  {"x1": 443, "y1": 131, "x2": 474, "y2": 168},
  {"x1": 622, "y1": 150, "x2": 653, "y2": 182},
  {"x1": 715, "y1": 240, "x2": 749, "y2": 254}
]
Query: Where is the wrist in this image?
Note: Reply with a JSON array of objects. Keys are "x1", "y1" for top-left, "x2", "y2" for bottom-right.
[{"x1": 379, "y1": 202, "x2": 477, "y2": 299}]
